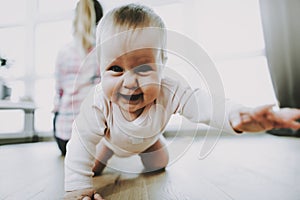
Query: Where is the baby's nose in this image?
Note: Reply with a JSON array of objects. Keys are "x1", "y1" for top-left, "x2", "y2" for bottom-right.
[{"x1": 123, "y1": 71, "x2": 138, "y2": 89}]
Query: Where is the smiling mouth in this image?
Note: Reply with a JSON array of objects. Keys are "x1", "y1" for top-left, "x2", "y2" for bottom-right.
[{"x1": 120, "y1": 93, "x2": 143, "y2": 101}]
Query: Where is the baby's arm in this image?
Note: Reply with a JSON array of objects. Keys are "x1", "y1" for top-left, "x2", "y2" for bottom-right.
[
  {"x1": 229, "y1": 104, "x2": 300, "y2": 132},
  {"x1": 64, "y1": 188, "x2": 103, "y2": 200},
  {"x1": 64, "y1": 87, "x2": 107, "y2": 199},
  {"x1": 64, "y1": 125, "x2": 103, "y2": 200}
]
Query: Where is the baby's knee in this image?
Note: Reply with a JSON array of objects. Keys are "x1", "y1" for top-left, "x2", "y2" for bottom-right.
[
  {"x1": 158, "y1": 152, "x2": 169, "y2": 168},
  {"x1": 140, "y1": 150, "x2": 169, "y2": 172},
  {"x1": 154, "y1": 153, "x2": 169, "y2": 168}
]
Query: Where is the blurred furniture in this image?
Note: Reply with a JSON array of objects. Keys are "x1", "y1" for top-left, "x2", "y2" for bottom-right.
[
  {"x1": 0, "y1": 100, "x2": 37, "y2": 140},
  {"x1": 0, "y1": 81, "x2": 11, "y2": 100}
]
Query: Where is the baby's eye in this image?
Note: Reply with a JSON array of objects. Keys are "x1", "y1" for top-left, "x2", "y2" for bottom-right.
[
  {"x1": 134, "y1": 64, "x2": 153, "y2": 74},
  {"x1": 108, "y1": 65, "x2": 123, "y2": 73}
]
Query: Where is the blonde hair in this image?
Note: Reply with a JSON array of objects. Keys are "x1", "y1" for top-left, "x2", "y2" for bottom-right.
[
  {"x1": 73, "y1": 0, "x2": 103, "y2": 54},
  {"x1": 97, "y1": 3, "x2": 167, "y2": 62}
]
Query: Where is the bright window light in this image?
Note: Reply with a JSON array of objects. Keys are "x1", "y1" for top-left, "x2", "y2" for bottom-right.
[
  {"x1": 38, "y1": 0, "x2": 76, "y2": 14},
  {"x1": 0, "y1": 0, "x2": 275, "y2": 134},
  {"x1": 194, "y1": 0, "x2": 265, "y2": 55},
  {"x1": 35, "y1": 20, "x2": 72, "y2": 76},
  {"x1": 0, "y1": 110, "x2": 24, "y2": 133},
  {"x1": 34, "y1": 79, "x2": 55, "y2": 132},
  {"x1": 0, "y1": 27, "x2": 26, "y2": 78},
  {"x1": 0, "y1": 0, "x2": 26, "y2": 24}
]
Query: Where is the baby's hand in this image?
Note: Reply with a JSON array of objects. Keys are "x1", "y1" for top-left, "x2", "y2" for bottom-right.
[
  {"x1": 229, "y1": 105, "x2": 300, "y2": 132},
  {"x1": 265, "y1": 107, "x2": 300, "y2": 129},
  {"x1": 64, "y1": 188, "x2": 104, "y2": 200}
]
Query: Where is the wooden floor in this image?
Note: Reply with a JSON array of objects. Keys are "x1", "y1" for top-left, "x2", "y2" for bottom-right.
[{"x1": 1, "y1": 132, "x2": 300, "y2": 200}]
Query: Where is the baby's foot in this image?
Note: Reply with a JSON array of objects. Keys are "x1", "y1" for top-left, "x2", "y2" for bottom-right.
[{"x1": 92, "y1": 160, "x2": 106, "y2": 176}]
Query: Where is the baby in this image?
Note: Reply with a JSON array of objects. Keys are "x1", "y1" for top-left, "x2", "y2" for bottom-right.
[{"x1": 64, "y1": 4, "x2": 300, "y2": 200}]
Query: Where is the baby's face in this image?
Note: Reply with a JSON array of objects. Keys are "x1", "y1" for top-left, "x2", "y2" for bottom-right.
[{"x1": 101, "y1": 30, "x2": 163, "y2": 119}]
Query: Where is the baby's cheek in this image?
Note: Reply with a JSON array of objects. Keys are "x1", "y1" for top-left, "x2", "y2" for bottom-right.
[
  {"x1": 142, "y1": 84, "x2": 160, "y2": 101},
  {"x1": 147, "y1": 76, "x2": 160, "y2": 96},
  {"x1": 101, "y1": 78, "x2": 115, "y2": 100},
  {"x1": 140, "y1": 74, "x2": 160, "y2": 87}
]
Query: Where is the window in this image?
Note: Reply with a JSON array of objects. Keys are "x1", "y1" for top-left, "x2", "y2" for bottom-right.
[
  {"x1": 0, "y1": 0, "x2": 276, "y2": 134},
  {"x1": 38, "y1": 0, "x2": 76, "y2": 14},
  {"x1": 35, "y1": 20, "x2": 72, "y2": 76},
  {"x1": 0, "y1": 0, "x2": 73, "y2": 134},
  {"x1": 153, "y1": 0, "x2": 276, "y2": 107},
  {"x1": 152, "y1": 0, "x2": 276, "y2": 130},
  {"x1": 0, "y1": 27, "x2": 26, "y2": 78},
  {"x1": 0, "y1": 0, "x2": 27, "y2": 25}
]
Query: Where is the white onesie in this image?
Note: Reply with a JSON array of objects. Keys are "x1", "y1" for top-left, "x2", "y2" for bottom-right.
[{"x1": 64, "y1": 77, "x2": 238, "y2": 191}]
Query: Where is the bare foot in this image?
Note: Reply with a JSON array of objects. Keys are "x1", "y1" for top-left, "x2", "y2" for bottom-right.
[{"x1": 92, "y1": 160, "x2": 107, "y2": 176}]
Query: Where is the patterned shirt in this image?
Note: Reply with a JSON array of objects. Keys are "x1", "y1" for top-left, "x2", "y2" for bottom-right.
[{"x1": 54, "y1": 40, "x2": 100, "y2": 140}]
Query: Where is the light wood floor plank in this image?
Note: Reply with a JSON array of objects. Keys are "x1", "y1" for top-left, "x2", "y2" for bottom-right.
[{"x1": 1, "y1": 132, "x2": 300, "y2": 200}]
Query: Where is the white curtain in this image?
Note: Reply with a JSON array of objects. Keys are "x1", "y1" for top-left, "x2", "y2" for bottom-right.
[{"x1": 259, "y1": 0, "x2": 300, "y2": 108}]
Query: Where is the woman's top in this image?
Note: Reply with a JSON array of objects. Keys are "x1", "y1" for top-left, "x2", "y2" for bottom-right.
[{"x1": 54, "y1": 40, "x2": 100, "y2": 140}]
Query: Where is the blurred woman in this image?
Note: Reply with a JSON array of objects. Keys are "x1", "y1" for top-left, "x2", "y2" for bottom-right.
[{"x1": 53, "y1": 0, "x2": 103, "y2": 155}]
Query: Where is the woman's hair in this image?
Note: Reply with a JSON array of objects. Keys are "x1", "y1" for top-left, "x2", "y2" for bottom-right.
[{"x1": 73, "y1": 0, "x2": 103, "y2": 54}]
